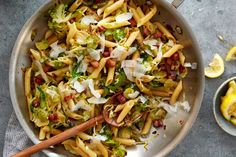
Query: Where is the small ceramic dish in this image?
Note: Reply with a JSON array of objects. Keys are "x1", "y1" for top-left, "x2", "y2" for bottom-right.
[{"x1": 213, "y1": 76, "x2": 236, "y2": 136}]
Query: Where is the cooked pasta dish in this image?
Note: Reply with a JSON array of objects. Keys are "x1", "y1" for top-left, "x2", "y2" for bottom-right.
[{"x1": 24, "y1": 0, "x2": 190, "y2": 156}]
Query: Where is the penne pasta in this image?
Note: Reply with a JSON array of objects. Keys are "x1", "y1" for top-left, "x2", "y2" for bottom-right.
[
  {"x1": 155, "y1": 22, "x2": 176, "y2": 41},
  {"x1": 163, "y1": 44, "x2": 184, "y2": 58},
  {"x1": 113, "y1": 137, "x2": 136, "y2": 146},
  {"x1": 132, "y1": 50, "x2": 140, "y2": 60},
  {"x1": 76, "y1": 137, "x2": 97, "y2": 157},
  {"x1": 141, "y1": 114, "x2": 152, "y2": 135},
  {"x1": 63, "y1": 139, "x2": 89, "y2": 157},
  {"x1": 69, "y1": 0, "x2": 82, "y2": 12},
  {"x1": 170, "y1": 80, "x2": 183, "y2": 105},
  {"x1": 101, "y1": 21, "x2": 130, "y2": 29},
  {"x1": 66, "y1": 22, "x2": 78, "y2": 45},
  {"x1": 39, "y1": 126, "x2": 50, "y2": 140},
  {"x1": 97, "y1": 0, "x2": 114, "y2": 16},
  {"x1": 90, "y1": 57, "x2": 109, "y2": 79},
  {"x1": 97, "y1": 16, "x2": 115, "y2": 26},
  {"x1": 105, "y1": 67, "x2": 115, "y2": 86},
  {"x1": 92, "y1": 140, "x2": 108, "y2": 157},
  {"x1": 117, "y1": 99, "x2": 137, "y2": 123},
  {"x1": 105, "y1": 40, "x2": 117, "y2": 47},
  {"x1": 103, "y1": 0, "x2": 124, "y2": 18},
  {"x1": 135, "y1": 79, "x2": 152, "y2": 95},
  {"x1": 137, "y1": 5, "x2": 157, "y2": 27}
]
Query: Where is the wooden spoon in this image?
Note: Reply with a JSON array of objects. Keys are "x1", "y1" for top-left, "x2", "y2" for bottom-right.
[{"x1": 12, "y1": 115, "x2": 104, "y2": 157}]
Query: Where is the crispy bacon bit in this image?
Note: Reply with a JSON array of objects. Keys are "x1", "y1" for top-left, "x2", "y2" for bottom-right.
[
  {"x1": 153, "y1": 119, "x2": 163, "y2": 128},
  {"x1": 171, "y1": 52, "x2": 179, "y2": 61},
  {"x1": 143, "y1": 27, "x2": 151, "y2": 37},
  {"x1": 32, "y1": 98, "x2": 40, "y2": 108},
  {"x1": 117, "y1": 94, "x2": 126, "y2": 104},
  {"x1": 179, "y1": 65, "x2": 186, "y2": 73},
  {"x1": 90, "y1": 61, "x2": 99, "y2": 68},
  {"x1": 48, "y1": 113, "x2": 58, "y2": 122},
  {"x1": 166, "y1": 58, "x2": 172, "y2": 65},
  {"x1": 69, "y1": 18, "x2": 76, "y2": 23},
  {"x1": 64, "y1": 94, "x2": 75, "y2": 102},
  {"x1": 42, "y1": 65, "x2": 53, "y2": 73},
  {"x1": 98, "y1": 26, "x2": 106, "y2": 32},
  {"x1": 106, "y1": 59, "x2": 116, "y2": 68},
  {"x1": 102, "y1": 51, "x2": 110, "y2": 57},
  {"x1": 154, "y1": 32, "x2": 162, "y2": 38},
  {"x1": 34, "y1": 76, "x2": 44, "y2": 85},
  {"x1": 129, "y1": 18, "x2": 137, "y2": 27}
]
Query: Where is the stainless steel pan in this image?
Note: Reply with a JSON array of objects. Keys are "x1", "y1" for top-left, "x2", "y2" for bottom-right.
[{"x1": 9, "y1": 0, "x2": 205, "y2": 156}]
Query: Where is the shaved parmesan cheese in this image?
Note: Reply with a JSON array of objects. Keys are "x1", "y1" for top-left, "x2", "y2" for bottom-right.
[
  {"x1": 34, "y1": 61, "x2": 49, "y2": 82},
  {"x1": 87, "y1": 97, "x2": 108, "y2": 104},
  {"x1": 127, "y1": 47, "x2": 137, "y2": 56},
  {"x1": 46, "y1": 88, "x2": 58, "y2": 98},
  {"x1": 85, "y1": 79, "x2": 101, "y2": 98},
  {"x1": 50, "y1": 41, "x2": 66, "y2": 58},
  {"x1": 92, "y1": 134, "x2": 108, "y2": 141},
  {"x1": 81, "y1": 16, "x2": 98, "y2": 25},
  {"x1": 73, "y1": 81, "x2": 86, "y2": 93},
  {"x1": 88, "y1": 48, "x2": 101, "y2": 61},
  {"x1": 121, "y1": 60, "x2": 137, "y2": 68},
  {"x1": 128, "y1": 91, "x2": 140, "y2": 99},
  {"x1": 98, "y1": 34, "x2": 105, "y2": 53},
  {"x1": 116, "y1": 12, "x2": 133, "y2": 22},
  {"x1": 143, "y1": 40, "x2": 158, "y2": 50},
  {"x1": 167, "y1": 40, "x2": 175, "y2": 47},
  {"x1": 158, "y1": 102, "x2": 178, "y2": 113},
  {"x1": 71, "y1": 100, "x2": 92, "y2": 111},
  {"x1": 145, "y1": 49, "x2": 154, "y2": 57},
  {"x1": 110, "y1": 45, "x2": 127, "y2": 60},
  {"x1": 77, "y1": 60, "x2": 88, "y2": 73},
  {"x1": 139, "y1": 95, "x2": 147, "y2": 103},
  {"x1": 124, "y1": 67, "x2": 135, "y2": 82},
  {"x1": 175, "y1": 101, "x2": 191, "y2": 112},
  {"x1": 184, "y1": 63, "x2": 192, "y2": 68},
  {"x1": 153, "y1": 43, "x2": 163, "y2": 63}
]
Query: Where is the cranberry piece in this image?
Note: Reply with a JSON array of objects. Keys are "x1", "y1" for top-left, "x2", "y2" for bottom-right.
[
  {"x1": 98, "y1": 26, "x2": 106, "y2": 32},
  {"x1": 48, "y1": 113, "x2": 58, "y2": 122},
  {"x1": 143, "y1": 27, "x2": 151, "y2": 37},
  {"x1": 171, "y1": 52, "x2": 179, "y2": 61},
  {"x1": 154, "y1": 32, "x2": 162, "y2": 38},
  {"x1": 34, "y1": 76, "x2": 44, "y2": 85},
  {"x1": 117, "y1": 95, "x2": 126, "y2": 104},
  {"x1": 153, "y1": 119, "x2": 163, "y2": 128},
  {"x1": 166, "y1": 58, "x2": 172, "y2": 65},
  {"x1": 32, "y1": 98, "x2": 40, "y2": 108},
  {"x1": 42, "y1": 65, "x2": 52, "y2": 73},
  {"x1": 95, "y1": 0, "x2": 102, "y2": 3},
  {"x1": 102, "y1": 51, "x2": 110, "y2": 57},
  {"x1": 129, "y1": 18, "x2": 137, "y2": 27},
  {"x1": 64, "y1": 94, "x2": 74, "y2": 102},
  {"x1": 179, "y1": 65, "x2": 186, "y2": 73}
]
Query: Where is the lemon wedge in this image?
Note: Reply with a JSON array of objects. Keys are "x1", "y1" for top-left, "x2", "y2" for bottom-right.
[
  {"x1": 226, "y1": 46, "x2": 236, "y2": 61},
  {"x1": 230, "y1": 118, "x2": 236, "y2": 126},
  {"x1": 220, "y1": 94, "x2": 236, "y2": 121},
  {"x1": 204, "y1": 53, "x2": 224, "y2": 78}
]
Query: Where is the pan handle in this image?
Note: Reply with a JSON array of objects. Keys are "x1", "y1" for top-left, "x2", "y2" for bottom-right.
[{"x1": 171, "y1": 0, "x2": 184, "y2": 8}]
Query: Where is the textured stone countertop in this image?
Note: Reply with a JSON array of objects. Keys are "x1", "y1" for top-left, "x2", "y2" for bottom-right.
[{"x1": 1, "y1": 0, "x2": 236, "y2": 156}]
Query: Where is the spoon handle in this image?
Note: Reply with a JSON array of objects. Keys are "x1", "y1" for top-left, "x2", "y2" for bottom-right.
[{"x1": 12, "y1": 115, "x2": 104, "y2": 157}]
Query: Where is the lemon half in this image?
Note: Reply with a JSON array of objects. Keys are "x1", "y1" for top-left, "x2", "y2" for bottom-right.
[
  {"x1": 226, "y1": 46, "x2": 236, "y2": 61},
  {"x1": 221, "y1": 94, "x2": 236, "y2": 121},
  {"x1": 205, "y1": 53, "x2": 224, "y2": 78}
]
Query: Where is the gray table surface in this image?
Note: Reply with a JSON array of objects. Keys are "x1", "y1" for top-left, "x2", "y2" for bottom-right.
[{"x1": 1, "y1": 0, "x2": 236, "y2": 156}]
